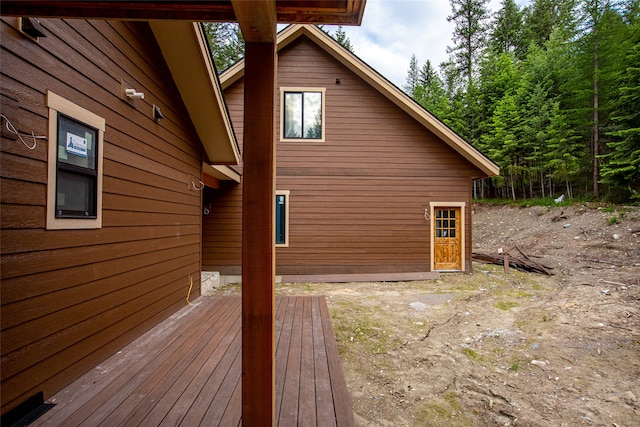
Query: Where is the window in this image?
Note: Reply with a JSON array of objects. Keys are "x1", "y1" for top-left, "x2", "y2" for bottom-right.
[
  {"x1": 281, "y1": 88, "x2": 325, "y2": 141},
  {"x1": 47, "y1": 91, "x2": 105, "y2": 229},
  {"x1": 275, "y1": 190, "x2": 290, "y2": 246},
  {"x1": 435, "y1": 209, "x2": 456, "y2": 238}
]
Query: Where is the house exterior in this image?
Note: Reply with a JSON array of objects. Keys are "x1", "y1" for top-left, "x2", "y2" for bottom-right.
[
  {"x1": 202, "y1": 24, "x2": 500, "y2": 280},
  {"x1": 0, "y1": 17, "x2": 239, "y2": 418}
]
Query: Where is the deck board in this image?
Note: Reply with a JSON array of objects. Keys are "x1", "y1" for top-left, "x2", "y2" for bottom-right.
[{"x1": 31, "y1": 296, "x2": 353, "y2": 426}]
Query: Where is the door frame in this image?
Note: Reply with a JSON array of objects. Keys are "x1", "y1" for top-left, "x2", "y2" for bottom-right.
[{"x1": 429, "y1": 201, "x2": 466, "y2": 272}]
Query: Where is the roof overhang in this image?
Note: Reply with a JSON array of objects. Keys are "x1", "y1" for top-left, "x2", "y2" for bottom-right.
[
  {"x1": 221, "y1": 24, "x2": 500, "y2": 178},
  {"x1": 203, "y1": 162, "x2": 241, "y2": 183},
  {"x1": 0, "y1": 1, "x2": 366, "y2": 25},
  {"x1": 150, "y1": 21, "x2": 239, "y2": 165}
]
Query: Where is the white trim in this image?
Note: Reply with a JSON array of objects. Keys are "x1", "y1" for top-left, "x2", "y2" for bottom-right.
[
  {"x1": 275, "y1": 190, "x2": 290, "y2": 247},
  {"x1": 202, "y1": 163, "x2": 241, "y2": 183},
  {"x1": 429, "y1": 202, "x2": 466, "y2": 272},
  {"x1": 150, "y1": 21, "x2": 239, "y2": 165},
  {"x1": 279, "y1": 87, "x2": 326, "y2": 143},
  {"x1": 46, "y1": 91, "x2": 105, "y2": 230}
]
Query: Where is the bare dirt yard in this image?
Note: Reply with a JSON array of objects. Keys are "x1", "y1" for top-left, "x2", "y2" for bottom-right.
[{"x1": 221, "y1": 203, "x2": 640, "y2": 426}]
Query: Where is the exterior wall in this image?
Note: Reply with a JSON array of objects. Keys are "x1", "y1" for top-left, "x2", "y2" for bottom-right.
[
  {"x1": 0, "y1": 18, "x2": 204, "y2": 415},
  {"x1": 202, "y1": 36, "x2": 479, "y2": 276}
]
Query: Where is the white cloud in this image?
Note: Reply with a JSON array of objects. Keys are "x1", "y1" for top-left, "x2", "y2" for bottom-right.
[{"x1": 324, "y1": 0, "x2": 530, "y2": 88}]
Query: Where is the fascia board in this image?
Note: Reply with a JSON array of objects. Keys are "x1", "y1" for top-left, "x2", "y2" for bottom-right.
[{"x1": 150, "y1": 21, "x2": 240, "y2": 165}]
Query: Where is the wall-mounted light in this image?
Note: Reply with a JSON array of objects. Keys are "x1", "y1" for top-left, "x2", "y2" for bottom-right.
[
  {"x1": 335, "y1": 78, "x2": 341, "y2": 84},
  {"x1": 153, "y1": 104, "x2": 164, "y2": 121},
  {"x1": 125, "y1": 88, "x2": 144, "y2": 99}
]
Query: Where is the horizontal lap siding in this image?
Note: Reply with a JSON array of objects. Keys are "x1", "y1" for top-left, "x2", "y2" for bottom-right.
[
  {"x1": 202, "y1": 35, "x2": 476, "y2": 276},
  {"x1": 201, "y1": 85, "x2": 244, "y2": 273},
  {"x1": 0, "y1": 18, "x2": 203, "y2": 415}
]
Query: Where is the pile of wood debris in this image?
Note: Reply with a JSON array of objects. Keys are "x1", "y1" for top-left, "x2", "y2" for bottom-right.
[{"x1": 472, "y1": 246, "x2": 554, "y2": 275}]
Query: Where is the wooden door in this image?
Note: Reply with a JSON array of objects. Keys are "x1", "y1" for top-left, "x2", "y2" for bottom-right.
[{"x1": 433, "y1": 207, "x2": 462, "y2": 270}]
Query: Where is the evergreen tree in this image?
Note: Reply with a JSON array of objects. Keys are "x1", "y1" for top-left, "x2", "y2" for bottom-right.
[
  {"x1": 418, "y1": 60, "x2": 448, "y2": 117},
  {"x1": 522, "y1": 0, "x2": 579, "y2": 48},
  {"x1": 601, "y1": 4, "x2": 640, "y2": 199},
  {"x1": 439, "y1": 60, "x2": 468, "y2": 138},
  {"x1": 202, "y1": 22, "x2": 245, "y2": 72},
  {"x1": 404, "y1": 54, "x2": 420, "y2": 97},
  {"x1": 447, "y1": 0, "x2": 491, "y2": 86},
  {"x1": 491, "y1": 0, "x2": 525, "y2": 57},
  {"x1": 333, "y1": 26, "x2": 354, "y2": 51},
  {"x1": 447, "y1": 0, "x2": 490, "y2": 145}
]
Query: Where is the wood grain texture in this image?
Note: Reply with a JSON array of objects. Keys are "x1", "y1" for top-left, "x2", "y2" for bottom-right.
[
  {"x1": 1, "y1": 17, "x2": 204, "y2": 415},
  {"x1": 28, "y1": 296, "x2": 354, "y2": 426},
  {"x1": 241, "y1": 40, "x2": 277, "y2": 426},
  {"x1": 203, "y1": 36, "x2": 478, "y2": 278}
]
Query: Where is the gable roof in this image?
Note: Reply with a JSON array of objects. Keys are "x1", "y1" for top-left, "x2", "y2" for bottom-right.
[
  {"x1": 149, "y1": 21, "x2": 239, "y2": 166},
  {"x1": 221, "y1": 24, "x2": 499, "y2": 178}
]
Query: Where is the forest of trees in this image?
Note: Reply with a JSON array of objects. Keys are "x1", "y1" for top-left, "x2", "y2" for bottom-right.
[
  {"x1": 405, "y1": 0, "x2": 639, "y2": 202},
  {"x1": 203, "y1": 2, "x2": 638, "y2": 203}
]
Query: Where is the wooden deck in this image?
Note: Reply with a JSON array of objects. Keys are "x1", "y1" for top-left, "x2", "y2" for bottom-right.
[{"x1": 30, "y1": 296, "x2": 353, "y2": 426}]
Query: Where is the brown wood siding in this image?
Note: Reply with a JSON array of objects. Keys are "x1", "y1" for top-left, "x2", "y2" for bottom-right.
[
  {"x1": 1, "y1": 18, "x2": 204, "y2": 415},
  {"x1": 202, "y1": 35, "x2": 479, "y2": 276}
]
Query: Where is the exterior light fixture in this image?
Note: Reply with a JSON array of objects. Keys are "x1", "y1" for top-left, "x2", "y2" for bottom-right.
[{"x1": 125, "y1": 88, "x2": 144, "y2": 99}]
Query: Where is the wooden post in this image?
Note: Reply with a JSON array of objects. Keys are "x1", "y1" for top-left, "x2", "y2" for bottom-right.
[{"x1": 241, "y1": 40, "x2": 277, "y2": 425}]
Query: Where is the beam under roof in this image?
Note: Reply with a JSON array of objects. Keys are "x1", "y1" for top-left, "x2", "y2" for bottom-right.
[{"x1": 0, "y1": 0, "x2": 366, "y2": 25}]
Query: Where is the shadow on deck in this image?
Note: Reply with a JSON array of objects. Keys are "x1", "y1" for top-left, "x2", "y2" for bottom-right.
[{"x1": 31, "y1": 296, "x2": 353, "y2": 426}]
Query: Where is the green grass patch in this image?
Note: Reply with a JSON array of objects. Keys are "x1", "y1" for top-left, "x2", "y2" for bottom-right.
[
  {"x1": 330, "y1": 302, "x2": 403, "y2": 358},
  {"x1": 462, "y1": 347, "x2": 481, "y2": 360},
  {"x1": 495, "y1": 301, "x2": 520, "y2": 311}
]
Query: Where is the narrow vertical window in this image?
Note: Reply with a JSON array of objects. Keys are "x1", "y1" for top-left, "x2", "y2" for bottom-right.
[
  {"x1": 281, "y1": 88, "x2": 325, "y2": 141},
  {"x1": 275, "y1": 190, "x2": 290, "y2": 247}
]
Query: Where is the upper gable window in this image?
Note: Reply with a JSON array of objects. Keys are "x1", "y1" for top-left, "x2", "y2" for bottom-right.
[
  {"x1": 281, "y1": 88, "x2": 325, "y2": 142},
  {"x1": 46, "y1": 91, "x2": 105, "y2": 229}
]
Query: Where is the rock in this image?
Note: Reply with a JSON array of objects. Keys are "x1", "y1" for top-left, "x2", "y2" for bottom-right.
[
  {"x1": 201, "y1": 271, "x2": 221, "y2": 296},
  {"x1": 409, "y1": 301, "x2": 427, "y2": 311},
  {"x1": 563, "y1": 223, "x2": 572, "y2": 228},
  {"x1": 613, "y1": 233, "x2": 620, "y2": 240},
  {"x1": 624, "y1": 391, "x2": 637, "y2": 405},
  {"x1": 530, "y1": 360, "x2": 546, "y2": 367}
]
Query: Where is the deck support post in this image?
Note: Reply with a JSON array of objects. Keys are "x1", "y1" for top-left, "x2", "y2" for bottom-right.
[{"x1": 241, "y1": 40, "x2": 277, "y2": 426}]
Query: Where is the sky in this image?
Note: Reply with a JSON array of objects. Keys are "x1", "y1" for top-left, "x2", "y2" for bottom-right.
[{"x1": 322, "y1": 0, "x2": 530, "y2": 88}]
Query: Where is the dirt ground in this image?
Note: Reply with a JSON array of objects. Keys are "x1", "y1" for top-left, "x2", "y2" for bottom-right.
[{"x1": 223, "y1": 203, "x2": 640, "y2": 426}]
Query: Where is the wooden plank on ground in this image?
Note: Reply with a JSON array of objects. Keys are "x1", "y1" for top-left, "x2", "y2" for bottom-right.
[
  {"x1": 275, "y1": 297, "x2": 296, "y2": 423},
  {"x1": 30, "y1": 298, "x2": 225, "y2": 426},
  {"x1": 298, "y1": 297, "x2": 317, "y2": 422},
  {"x1": 279, "y1": 297, "x2": 303, "y2": 426},
  {"x1": 319, "y1": 297, "x2": 355, "y2": 427},
  {"x1": 312, "y1": 296, "x2": 337, "y2": 427},
  {"x1": 28, "y1": 296, "x2": 354, "y2": 426},
  {"x1": 124, "y1": 299, "x2": 240, "y2": 425}
]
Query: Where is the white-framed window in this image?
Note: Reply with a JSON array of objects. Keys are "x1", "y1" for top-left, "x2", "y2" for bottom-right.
[
  {"x1": 280, "y1": 87, "x2": 325, "y2": 142},
  {"x1": 275, "y1": 190, "x2": 290, "y2": 247},
  {"x1": 46, "y1": 90, "x2": 105, "y2": 230}
]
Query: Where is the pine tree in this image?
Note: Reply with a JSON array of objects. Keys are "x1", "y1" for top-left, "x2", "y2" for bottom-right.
[
  {"x1": 491, "y1": 0, "x2": 525, "y2": 57},
  {"x1": 202, "y1": 23, "x2": 245, "y2": 72},
  {"x1": 601, "y1": 3, "x2": 640, "y2": 199},
  {"x1": 404, "y1": 54, "x2": 420, "y2": 97},
  {"x1": 447, "y1": 0, "x2": 491, "y2": 86},
  {"x1": 522, "y1": 0, "x2": 579, "y2": 48},
  {"x1": 333, "y1": 26, "x2": 354, "y2": 51},
  {"x1": 418, "y1": 60, "x2": 448, "y2": 117}
]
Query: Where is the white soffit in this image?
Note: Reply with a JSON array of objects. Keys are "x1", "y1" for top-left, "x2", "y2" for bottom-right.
[{"x1": 150, "y1": 21, "x2": 239, "y2": 165}]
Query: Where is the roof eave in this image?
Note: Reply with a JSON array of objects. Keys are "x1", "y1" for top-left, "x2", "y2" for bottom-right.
[{"x1": 150, "y1": 21, "x2": 240, "y2": 165}]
